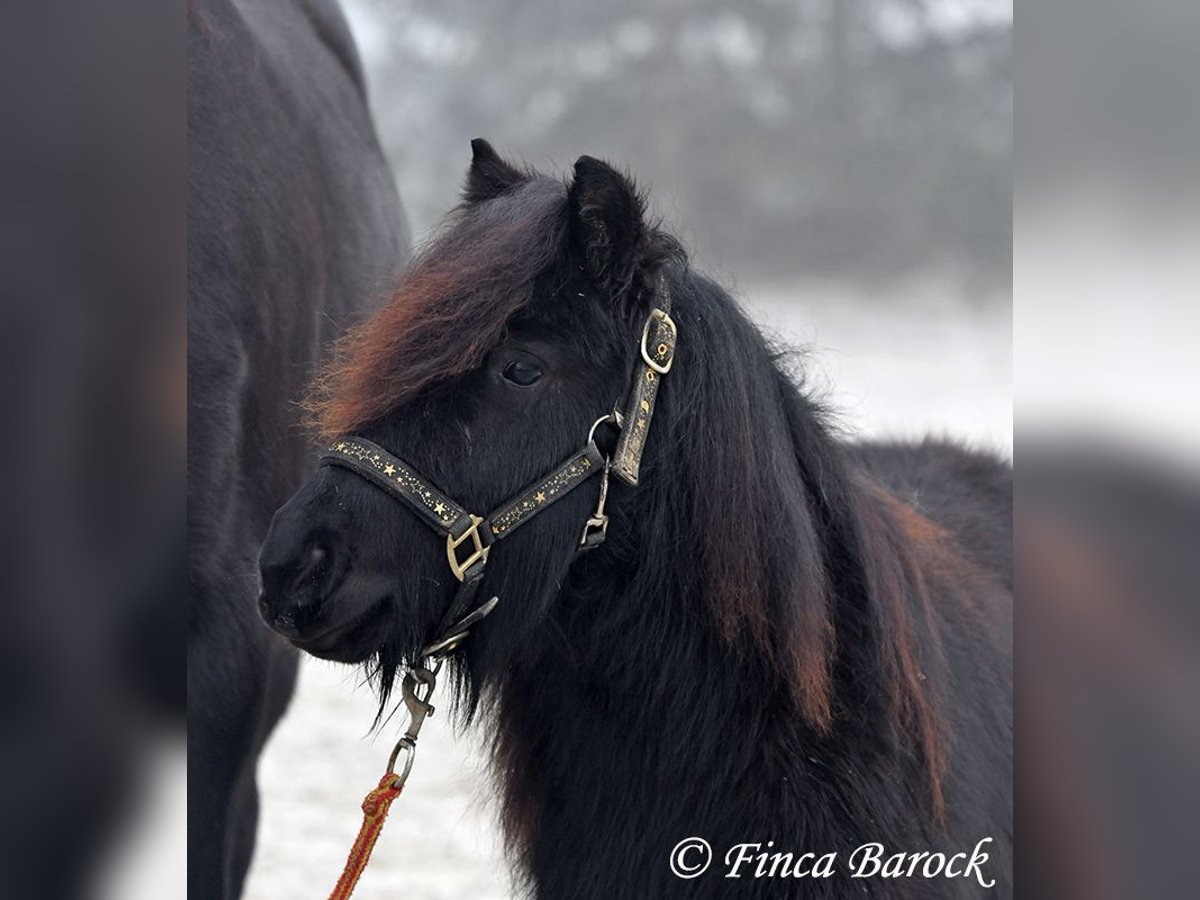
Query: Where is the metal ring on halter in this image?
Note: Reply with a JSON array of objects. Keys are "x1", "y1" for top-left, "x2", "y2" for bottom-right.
[
  {"x1": 421, "y1": 631, "x2": 468, "y2": 659},
  {"x1": 588, "y1": 413, "x2": 619, "y2": 447},
  {"x1": 421, "y1": 595, "x2": 500, "y2": 659}
]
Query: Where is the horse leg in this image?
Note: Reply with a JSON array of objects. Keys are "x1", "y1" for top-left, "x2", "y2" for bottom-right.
[
  {"x1": 187, "y1": 706, "x2": 241, "y2": 898},
  {"x1": 229, "y1": 641, "x2": 296, "y2": 896},
  {"x1": 188, "y1": 592, "x2": 296, "y2": 899},
  {"x1": 227, "y1": 764, "x2": 260, "y2": 896}
]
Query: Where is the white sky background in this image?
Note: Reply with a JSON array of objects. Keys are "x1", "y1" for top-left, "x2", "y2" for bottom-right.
[{"x1": 343, "y1": 1, "x2": 1015, "y2": 68}]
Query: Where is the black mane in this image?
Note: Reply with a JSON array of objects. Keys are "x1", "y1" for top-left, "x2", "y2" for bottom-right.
[{"x1": 484, "y1": 259, "x2": 1011, "y2": 897}]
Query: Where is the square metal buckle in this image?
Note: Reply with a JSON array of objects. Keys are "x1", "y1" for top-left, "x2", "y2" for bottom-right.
[
  {"x1": 447, "y1": 514, "x2": 490, "y2": 581},
  {"x1": 640, "y1": 308, "x2": 676, "y2": 374}
]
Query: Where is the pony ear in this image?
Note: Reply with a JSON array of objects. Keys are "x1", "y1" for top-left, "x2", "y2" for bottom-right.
[
  {"x1": 568, "y1": 155, "x2": 645, "y2": 296},
  {"x1": 463, "y1": 138, "x2": 527, "y2": 203}
]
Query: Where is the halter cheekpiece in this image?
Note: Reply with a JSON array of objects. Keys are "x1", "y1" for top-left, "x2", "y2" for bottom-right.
[{"x1": 318, "y1": 275, "x2": 677, "y2": 659}]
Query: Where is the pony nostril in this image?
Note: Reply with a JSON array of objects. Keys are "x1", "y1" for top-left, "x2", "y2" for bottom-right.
[
  {"x1": 258, "y1": 531, "x2": 344, "y2": 634},
  {"x1": 303, "y1": 543, "x2": 327, "y2": 574},
  {"x1": 290, "y1": 540, "x2": 331, "y2": 595}
]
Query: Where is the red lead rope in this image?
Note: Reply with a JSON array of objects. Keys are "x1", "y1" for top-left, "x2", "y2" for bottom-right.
[
  {"x1": 327, "y1": 773, "x2": 404, "y2": 900},
  {"x1": 326, "y1": 663, "x2": 436, "y2": 899}
]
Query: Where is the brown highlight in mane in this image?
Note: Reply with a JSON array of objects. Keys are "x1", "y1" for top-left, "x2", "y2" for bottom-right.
[
  {"x1": 865, "y1": 482, "x2": 975, "y2": 822},
  {"x1": 305, "y1": 179, "x2": 569, "y2": 437},
  {"x1": 661, "y1": 295, "x2": 953, "y2": 816},
  {"x1": 710, "y1": 456, "x2": 955, "y2": 821},
  {"x1": 698, "y1": 470, "x2": 837, "y2": 733},
  {"x1": 822, "y1": 483, "x2": 953, "y2": 820}
]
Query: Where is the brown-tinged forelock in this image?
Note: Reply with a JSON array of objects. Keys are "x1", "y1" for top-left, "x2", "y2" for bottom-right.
[{"x1": 305, "y1": 178, "x2": 570, "y2": 437}]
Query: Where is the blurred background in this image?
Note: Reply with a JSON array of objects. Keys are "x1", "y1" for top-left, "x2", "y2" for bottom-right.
[
  {"x1": 1017, "y1": 3, "x2": 1200, "y2": 899},
  {"x1": 245, "y1": 2, "x2": 1012, "y2": 897},
  {"x1": 346, "y1": 0, "x2": 1011, "y2": 286}
]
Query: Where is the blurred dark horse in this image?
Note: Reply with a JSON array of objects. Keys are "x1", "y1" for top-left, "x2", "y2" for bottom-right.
[
  {"x1": 188, "y1": 1, "x2": 407, "y2": 895},
  {"x1": 259, "y1": 142, "x2": 1012, "y2": 898}
]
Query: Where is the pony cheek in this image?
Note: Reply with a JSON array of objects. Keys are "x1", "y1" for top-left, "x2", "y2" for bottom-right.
[
  {"x1": 463, "y1": 511, "x2": 589, "y2": 678},
  {"x1": 321, "y1": 487, "x2": 459, "y2": 659}
]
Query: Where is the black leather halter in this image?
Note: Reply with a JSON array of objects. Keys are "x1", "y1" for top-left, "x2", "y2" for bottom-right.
[{"x1": 319, "y1": 278, "x2": 677, "y2": 658}]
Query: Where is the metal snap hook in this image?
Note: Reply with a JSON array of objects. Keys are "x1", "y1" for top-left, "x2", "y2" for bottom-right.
[{"x1": 579, "y1": 459, "x2": 611, "y2": 550}]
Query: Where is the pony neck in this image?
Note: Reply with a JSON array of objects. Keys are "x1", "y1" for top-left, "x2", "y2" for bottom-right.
[{"x1": 487, "y1": 277, "x2": 955, "y2": 890}]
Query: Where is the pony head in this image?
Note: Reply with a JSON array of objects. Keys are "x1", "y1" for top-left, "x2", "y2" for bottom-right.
[{"x1": 257, "y1": 140, "x2": 679, "y2": 706}]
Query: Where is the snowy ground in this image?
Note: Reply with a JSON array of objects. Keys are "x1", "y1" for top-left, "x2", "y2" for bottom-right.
[{"x1": 233, "y1": 276, "x2": 1011, "y2": 899}]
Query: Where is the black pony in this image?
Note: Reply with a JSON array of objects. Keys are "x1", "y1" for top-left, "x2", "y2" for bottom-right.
[
  {"x1": 188, "y1": 1, "x2": 407, "y2": 896},
  {"x1": 259, "y1": 141, "x2": 1011, "y2": 898}
]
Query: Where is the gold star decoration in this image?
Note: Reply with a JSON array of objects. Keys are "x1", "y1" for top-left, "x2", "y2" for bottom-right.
[
  {"x1": 383, "y1": 464, "x2": 396, "y2": 476},
  {"x1": 434, "y1": 502, "x2": 447, "y2": 515},
  {"x1": 534, "y1": 491, "x2": 546, "y2": 503}
]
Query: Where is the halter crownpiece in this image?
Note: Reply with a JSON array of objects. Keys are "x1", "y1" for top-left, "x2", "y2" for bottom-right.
[{"x1": 318, "y1": 274, "x2": 677, "y2": 658}]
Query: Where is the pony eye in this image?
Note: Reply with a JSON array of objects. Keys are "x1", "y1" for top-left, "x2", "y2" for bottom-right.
[{"x1": 502, "y1": 360, "x2": 543, "y2": 387}]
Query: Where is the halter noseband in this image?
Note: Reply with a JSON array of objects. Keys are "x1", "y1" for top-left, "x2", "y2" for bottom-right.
[{"x1": 319, "y1": 278, "x2": 678, "y2": 658}]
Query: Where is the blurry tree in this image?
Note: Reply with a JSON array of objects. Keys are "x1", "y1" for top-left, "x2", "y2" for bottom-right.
[{"x1": 346, "y1": 0, "x2": 1010, "y2": 281}]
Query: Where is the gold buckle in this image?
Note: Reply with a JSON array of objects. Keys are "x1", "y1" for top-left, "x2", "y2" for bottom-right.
[
  {"x1": 640, "y1": 308, "x2": 676, "y2": 374},
  {"x1": 446, "y1": 514, "x2": 490, "y2": 581}
]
